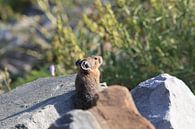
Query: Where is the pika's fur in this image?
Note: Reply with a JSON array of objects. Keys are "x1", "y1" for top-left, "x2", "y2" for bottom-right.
[{"x1": 74, "y1": 56, "x2": 103, "y2": 109}]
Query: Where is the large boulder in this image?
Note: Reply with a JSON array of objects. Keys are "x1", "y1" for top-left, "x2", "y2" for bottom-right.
[
  {"x1": 90, "y1": 86, "x2": 155, "y2": 129},
  {"x1": 0, "y1": 75, "x2": 76, "y2": 129},
  {"x1": 49, "y1": 110, "x2": 102, "y2": 129},
  {"x1": 50, "y1": 86, "x2": 155, "y2": 129},
  {"x1": 131, "y1": 74, "x2": 195, "y2": 129}
]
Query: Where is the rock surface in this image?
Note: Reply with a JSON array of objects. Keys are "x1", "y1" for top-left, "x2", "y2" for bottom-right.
[
  {"x1": 90, "y1": 86, "x2": 155, "y2": 129},
  {"x1": 3, "y1": 73, "x2": 194, "y2": 129},
  {"x1": 0, "y1": 75, "x2": 76, "y2": 129},
  {"x1": 51, "y1": 86, "x2": 155, "y2": 129},
  {"x1": 0, "y1": 15, "x2": 53, "y2": 76},
  {"x1": 131, "y1": 74, "x2": 195, "y2": 129},
  {"x1": 49, "y1": 110, "x2": 102, "y2": 129}
]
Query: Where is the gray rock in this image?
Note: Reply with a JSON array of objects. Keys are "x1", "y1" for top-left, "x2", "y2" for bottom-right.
[
  {"x1": 0, "y1": 75, "x2": 76, "y2": 129},
  {"x1": 0, "y1": 15, "x2": 53, "y2": 76},
  {"x1": 131, "y1": 74, "x2": 195, "y2": 129},
  {"x1": 49, "y1": 110, "x2": 102, "y2": 129}
]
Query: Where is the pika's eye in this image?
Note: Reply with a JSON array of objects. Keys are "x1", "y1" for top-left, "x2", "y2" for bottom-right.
[
  {"x1": 84, "y1": 63, "x2": 90, "y2": 68},
  {"x1": 94, "y1": 57, "x2": 97, "y2": 60},
  {"x1": 81, "y1": 61, "x2": 91, "y2": 71}
]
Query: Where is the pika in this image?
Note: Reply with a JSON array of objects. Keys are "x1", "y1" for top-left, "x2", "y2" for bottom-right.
[{"x1": 74, "y1": 55, "x2": 103, "y2": 109}]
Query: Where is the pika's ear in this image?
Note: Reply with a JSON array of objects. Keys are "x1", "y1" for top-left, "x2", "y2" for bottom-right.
[
  {"x1": 75, "y1": 59, "x2": 82, "y2": 66},
  {"x1": 81, "y1": 61, "x2": 91, "y2": 71},
  {"x1": 98, "y1": 56, "x2": 103, "y2": 65}
]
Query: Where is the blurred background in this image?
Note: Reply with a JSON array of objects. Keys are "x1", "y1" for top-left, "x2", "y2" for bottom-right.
[{"x1": 0, "y1": 0, "x2": 194, "y2": 94}]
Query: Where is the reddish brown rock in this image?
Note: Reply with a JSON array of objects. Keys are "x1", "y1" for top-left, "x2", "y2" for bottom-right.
[{"x1": 90, "y1": 85, "x2": 155, "y2": 129}]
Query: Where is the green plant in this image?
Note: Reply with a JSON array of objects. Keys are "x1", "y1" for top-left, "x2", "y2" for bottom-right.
[
  {"x1": 0, "y1": 4, "x2": 17, "y2": 21},
  {"x1": 0, "y1": 0, "x2": 35, "y2": 12},
  {"x1": 38, "y1": 0, "x2": 194, "y2": 92},
  {"x1": 37, "y1": 0, "x2": 90, "y2": 75},
  {"x1": 83, "y1": 0, "x2": 195, "y2": 89},
  {"x1": 51, "y1": 17, "x2": 85, "y2": 74},
  {"x1": 0, "y1": 68, "x2": 11, "y2": 94},
  {"x1": 0, "y1": 0, "x2": 36, "y2": 22},
  {"x1": 13, "y1": 67, "x2": 50, "y2": 88}
]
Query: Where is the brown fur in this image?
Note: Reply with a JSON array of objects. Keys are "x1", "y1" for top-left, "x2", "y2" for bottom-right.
[{"x1": 74, "y1": 56, "x2": 103, "y2": 109}]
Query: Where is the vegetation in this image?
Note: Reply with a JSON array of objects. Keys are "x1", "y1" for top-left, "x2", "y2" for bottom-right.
[
  {"x1": 86, "y1": 0, "x2": 195, "y2": 89},
  {"x1": 0, "y1": 0, "x2": 194, "y2": 93},
  {"x1": 0, "y1": 68, "x2": 11, "y2": 93},
  {"x1": 12, "y1": 68, "x2": 50, "y2": 88},
  {"x1": 0, "y1": 0, "x2": 35, "y2": 21}
]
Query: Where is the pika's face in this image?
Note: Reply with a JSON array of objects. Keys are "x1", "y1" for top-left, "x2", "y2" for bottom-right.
[{"x1": 75, "y1": 56, "x2": 103, "y2": 71}]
